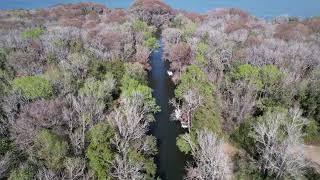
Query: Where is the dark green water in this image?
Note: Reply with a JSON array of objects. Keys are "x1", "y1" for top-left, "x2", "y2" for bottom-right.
[{"x1": 148, "y1": 40, "x2": 186, "y2": 180}]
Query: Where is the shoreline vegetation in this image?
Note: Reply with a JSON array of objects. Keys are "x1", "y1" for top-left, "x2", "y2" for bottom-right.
[{"x1": 0, "y1": 0, "x2": 320, "y2": 179}]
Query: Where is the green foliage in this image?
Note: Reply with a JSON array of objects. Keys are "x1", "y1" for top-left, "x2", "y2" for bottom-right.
[
  {"x1": 12, "y1": 76, "x2": 53, "y2": 100},
  {"x1": 86, "y1": 123, "x2": 115, "y2": 180},
  {"x1": 128, "y1": 148, "x2": 156, "y2": 178},
  {"x1": 175, "y1": 65, "x2": 213, "y2": 99},
  {"x1": 144, "y1": 159, "x2": 157, "y2": 179},
  {"x1": 229, "y1": 64, "x2": 284, "y2": 91},
  {"x1": 132, "y1": 20, "x2": 149, "y2": 32},
  {"x1": 228, "y1": 64, "x2": 286, "y2": 108},
  {"x1": 121, "y1": 64, "x2": 159, "y2": 112},
  {"x1": 0, "y1": 48, "x2": 11, "y2": 101},
  {"x1": 230, "y1": 118, "x2": 256, "y2": 155},
  {"x1": 192, "y1": 102, "x2": 221, "y2": 133},
  {"x1": 176, "y1": 133, "x2": 192, "y2": 154},
  {"x1": 175, "y1": 65, "x2": 221, "y2": 133},
  {"x1": 33, "y1": 130, "x2": 68, "y2": 170},
  {"x1": 21, "y1": 27, "x2": 44, "y2": 39},
  {"x1": 259, "y1": 65, "x2": 283, "y2": 87},
  {"x1": 304, "y1": 119, "x2": 320, "y2": 144},
  {"x1": 79, "y1": 75, "x2": 115, "y2": 105},
  {"x1": 121, "y1": 75, "x2": 159, "y2": 112},
  {"x1": 0, "y1": 69, "x2": 10, "y2": 98},
  {"x1": 304, "y1": 167, "x2": 320, "y2": 180},
  {"x1": 132, "y1": 20, "x2": 158, "y2": 49},
  {"x1": 233, "y1": 153, "x2": 263, "y2": 180},
  {"x1": 144, "y1": 37, "x2": 159, "y2": 49},
  {"x1": 195, "y1": 42, "x2": 208, "y2": 64},
  {"x1": 299, "y1": 69, "x2": 320, "y2": 123},
  {"x1": 0, "y1": 48, "x2": 8, "y2": 69},
  {"x1": 69, "y1": 40, "x2": 84, "y2": 53},
  {"x1": 230, "y1": 64, "x2": 263, "y2": 89},
  {"x1": 9, "y1": 165, "x2": 33, "y2": 180},
  {"x1": 124, "y1": 63, "x2": 147, "y2": 84},
  {"x1": 182, "y1": 22, "x2": 196, "y2": 38},
  {"x1": 89, "y1": 60, "x2": 125, "y2": 82},
  {"x1": 0, "y1": 137, "x2": 11, "y2": 156}
]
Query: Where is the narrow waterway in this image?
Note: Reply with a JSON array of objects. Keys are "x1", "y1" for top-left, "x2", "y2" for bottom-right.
[{"x1": 148, "y1": 40, "x2": 186, "y2": 180}]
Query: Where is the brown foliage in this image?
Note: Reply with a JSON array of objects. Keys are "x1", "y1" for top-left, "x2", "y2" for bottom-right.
[
  {"x1": 174, "y1": 10, "x2": 205, "y2": 23},
  {"x1": 303, "y1": 17, "x2": 320, "y2": 33},
  {"x1": 82, "y1": 20, "x2": 98, "y2": 30},
  {"x1": 246, "y1": 34, "x2": 263, "y2": 46},
  {"x1": 225, "y1": 19, "x2": 249, "y2": 33},
  {"x1": 228, "y1": 8, "x2": 250, "y2": 19},
  {"x1": 274, "y1": 22, "x2": 311, "y2": 41},
  {"x1": 168, "y1": 42, "x2": 192, "y2": 63},
  {"x1": 130, "y1": 0, "x2": 173, "y2": 27},
  {"x1": 132, "y1": 0, "x2": 172, "y2": 13},
  {"x1": 135, "y1": 46, "x2": 151, "y2": 69},
  {"x1": 7, "y1": 51, "x2": 43, "y2": 76},
  {"x1": 211, "y1": 8, "x2": 249, "y2": 19},
  {"x1": 10, "y1": 98, "x2": 66, "y2": 150},
  {"x1": 104, "y1": 9, "x2": 128, "y2": 24},
  {"x1": 0, "y1": 20, "x2": 21, "y2": 30},
  {"x1": 59, "y1": 17, "x2": 84, "y2": 28},
  {"x1": 86, "y1": 11, "x2": 100, "y2": 22},
  {"x1": 101, "y1": 31, "x2": 123, "y2": 51}
]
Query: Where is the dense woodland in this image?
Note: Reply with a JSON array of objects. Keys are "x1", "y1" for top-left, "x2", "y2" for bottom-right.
[{"x1": 0, "y1": 0, "x2": 320, "y2": 179}]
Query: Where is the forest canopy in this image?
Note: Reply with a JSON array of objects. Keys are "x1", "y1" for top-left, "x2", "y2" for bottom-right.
[{"x1": 0, "y1": 0, "x2": 320, "y2": 179}]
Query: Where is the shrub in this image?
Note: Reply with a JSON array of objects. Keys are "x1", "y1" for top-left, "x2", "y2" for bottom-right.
[
  {"x1": 121, "y1": 75, "x2": 158, "y2": 112},
  {"x1": 21, "y1": 27, "x2": 44, "y2": 39},
  {"x1": 132, "y1": 20, "x2": 149, "y2": 32},
  {"x1": 124, "y1": 63, "x2": 147, "y2": 84},
  {"x1": 274, "y1": 23, "x2": 310, "y2": 41},
  {"x1": 168, "y1": 42, "x2": 191, "y2": 64},
  {"x1": 12, "y1": 76, "x2": 53, "y2": 100},
  {"x1": 144, "y1": 36, "x2": 159, "y2": 49},
  {"x1": 176, "y1": 133, "x2": 192, "y2": 154},
  {"x1": 299, "y1": 69, "x2": 320, "y2": 123},
  {"x1": 304, "y1": 119, "x2": 320, "y2": 144},
  {"x1": 229, "y1": 64, "x2": 262, "y2": 89},
  {"x1": 86, "y1": 123, "x2": 114, "y2": 180},
  {"x1": 175, "y1": 65, "x2": 220, "y2": 133},
  {"x1": 88, "y1": 60, "x2": 125, "y2": 94},
  {"x1": 195, "y1": 42, "x2": 209, "y2": 64},
  {"x1": 7, "y1": 51, "x2": 42, "y2": 76},
  {"x1": 9, "y1": 165, "x2": 33, "y2": 180},
  {"x1": 34, "y1": 130, "x2": 68, "y2": 170},
  {"x1": 175, "y1": 65, "x2": 213, "y2": 99},
  {"x1": 0, "y1": 48, "x2": 8, "y2": 69},
  {"x1": 0, "y1": 137, "x2": 11, "y2": 156},
  {"x1": 79, "y1": 75, "x2": 115, "y2": 106}
]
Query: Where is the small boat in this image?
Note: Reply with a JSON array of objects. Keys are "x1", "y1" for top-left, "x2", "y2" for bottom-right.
[
  {"x1": 181, "y1": 121, "x2": 189, "y2": 129},
  {"x1": 167, "y1": 70, "x2": 173, "y2": 76}
]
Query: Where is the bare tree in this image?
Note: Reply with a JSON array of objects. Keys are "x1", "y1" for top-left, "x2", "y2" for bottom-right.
[
  {"x1": 8, "y1": 98, "x2": 65, "y2": 151},
  {"x1": 64, "y1": 157, "x2": 86, "y2": 180},
  {"x1": 172, "y1": 89, "x2": 203, "y2": 131},
  {"x1": 111, "y1": 154, "x2": 144, "y2": 180},
  {"x1": 185, "y1": 129, "x2": 231, "y2": 180},
  {"x1": 0, "y1": 152, "x2": 14, "y2": 179},
  {"x1": 221, "y1": 80, "x2": 258, "y2": 131},
  {"x1": 108, "y1": 94, "x2": 156, "y2": 179},
  {"x1": 250, "y1": 108, "x2": 308, "y2": 178},
  {"x1": 65, "y1": 76, "x2": 115, "y2": 154},
  {"x1": 60, "y1": 53, "x2": 90, "y2": 79},
  {"x1": 36, "y1": 167, "x2": 60, "y2": 180}
]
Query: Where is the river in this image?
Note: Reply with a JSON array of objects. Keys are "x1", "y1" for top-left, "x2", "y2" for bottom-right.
[{"x1": 148, "y1": 40, "x2": 186, "y2": 180}]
